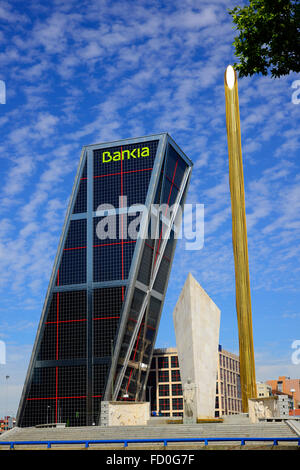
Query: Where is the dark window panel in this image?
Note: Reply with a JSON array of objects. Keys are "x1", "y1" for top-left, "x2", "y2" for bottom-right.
[
  {"x1": 58, "y1": 249, "x2": 87, "y2": 285},
  {"x1": 172, "y1": 398, "x2": 183, "y2": 410},
  {"x1": 93, "y1": 287, "x2": 124, "y2": 317},
  {"x1": 158, "y1": 370, "x2": 169, "y2": 383},
  {"x1": 57, "y1": 366, "x2": 86, "y2": 397},
  {"x1": 123, "y1": 170, "x2": 153, "y2": 207},
  {"x1": 28, "y1": 367, "x2": 56, "y2": 399},
  {"x1": 159, "y1": 398, "x2": 170, "y2": 411},
  {"x1": 21, "y1": 399, "x2": 58, "y2": 427},
  {"x1": 46, "y1": 291, "x2": 86, "y2": 324},
  {"x1": 93, "y1": 317, "x2": 120, "y2": 357},
  {"x1": 93, "y1": 174, "x2": 121, "y2": 210},
  {"x1": 171, "y1": 356, "x2": 179, "y2": 368},
  {"x1": 137, "y1": 243, "x2": 154, "y2": 286},
  {"x1": 58, "y1": 321, "x2": 87, "y2": 359},
  {"x1": 73, "y1": 179, "x2": 87, "y2": 214},
  {"x1": 159, "y1": 384, "x2": 169, "y2": 396},
  {"x1": 153, "y1": 257, "x2": 170, "y2": 294},
  {"x1": 171, "y1": 369, "x2": 181, "y2": 382},
  {"x1": 93, "y1": 287, "x2": 123, "y2": 357},
  {"x1": 172, "y1": 383, "x2": 182, "y2": 396},
  {"x1": 38, "y1": 324, "x2": 57, "y2": 361},
  {"x1": 64, "y1": 219, "x2": 87, "y2": 249},
  {"x1": 59, "y1": 397, "x2": 86, "y2": 427},
  {"x1": 158, "y1": 356, "x2": 169, "y2": 369},
  {"x1": 93, "y1": 364, "x2": 109, "y2": 397}
]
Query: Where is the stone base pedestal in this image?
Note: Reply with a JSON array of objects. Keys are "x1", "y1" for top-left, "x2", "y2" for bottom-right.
[
  {"x1": 100, "y1": 401, "x2": 150, "y2": 426},
  {"x1": 248, "y1": 397, "x2": 279, "y2": 423}
]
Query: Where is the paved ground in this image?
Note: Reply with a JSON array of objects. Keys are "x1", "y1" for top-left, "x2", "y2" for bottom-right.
[{"x1": 0, "y1": 420, "x2": 299, "y2": 450}]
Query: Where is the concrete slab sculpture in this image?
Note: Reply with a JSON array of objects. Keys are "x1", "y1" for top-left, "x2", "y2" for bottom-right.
[
  {"x1": 173, "y1": 273, "x2": 220, "y2": 422},
  {"x1": 100, "y1": 401, "x2": 150, "y2": 426}
]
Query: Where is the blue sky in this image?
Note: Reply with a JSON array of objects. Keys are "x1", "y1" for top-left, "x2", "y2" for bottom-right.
[{"x1": 0, "y1": 0, "x2": 299, "y2": 417}]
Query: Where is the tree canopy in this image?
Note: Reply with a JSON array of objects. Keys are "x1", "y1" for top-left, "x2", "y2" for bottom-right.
[{"x1": 228, "y1": 0, "x2": 300, "y2": 78}]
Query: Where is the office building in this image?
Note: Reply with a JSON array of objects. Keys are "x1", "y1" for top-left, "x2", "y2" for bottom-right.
[
  {"x1": 273, "y1": 392, "x2": 293, "y2": 418},
  {"x1": 146, "y1": 346, "x2": 242, "y2": 417},
  {"x1": 0, "y1": 416, "x2": 15, "y2": 433},
  {"x1": 17, "y1": 134, "x2": 193, "y2": 427},
  {"x1": 256, "y1": 382, "x2": 272, "y2": 398},
  {"x1": 267, "y1": 376, "x2": 300, "y2": 410}
]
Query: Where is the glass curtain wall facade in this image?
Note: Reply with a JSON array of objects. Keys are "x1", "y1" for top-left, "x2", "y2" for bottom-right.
[
  {"x1": 17, "y1": 134, "x2": 193, "y2": 427},
  {"x1": 147, "y1": 346, "x2": 242, "y2": 418}
]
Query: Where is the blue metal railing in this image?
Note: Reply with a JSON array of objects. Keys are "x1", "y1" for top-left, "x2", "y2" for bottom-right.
[{"x1": 0, "y1": 437, "x2": 299, "y2": 449}]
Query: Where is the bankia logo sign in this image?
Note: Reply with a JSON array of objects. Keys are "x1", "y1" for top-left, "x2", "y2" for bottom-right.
[
  {"x1": 95, "y1": 141, "x2": 204, "y2": 251},
  {"x1": 101, "y1": 146, "x2": 151, "y2": 163}
]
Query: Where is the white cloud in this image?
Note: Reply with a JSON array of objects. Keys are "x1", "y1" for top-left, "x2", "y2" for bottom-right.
[
  {"x1": 0, "y1": 1, "x2": 29, "y2": 23},
  {"x1": 2, "y1": 156, "x2": 35, "y2": 197},
  {"x1": 255, "y1": 351, "x2": 300, "y2": 382}
]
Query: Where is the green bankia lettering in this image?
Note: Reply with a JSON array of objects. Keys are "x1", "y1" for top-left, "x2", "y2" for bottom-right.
[
  {"x1": 141, "y1": 147, "x2": 149, "y2": 157},
  {"x1": 102, "y1": 151, "x2": 112, "y2": 163},
  {"x1": 102, "y1": 146, "x2": 150, "y2": 163},
  {"x1": 113, "y1": 151, "x2": 121, "y2": 161}
]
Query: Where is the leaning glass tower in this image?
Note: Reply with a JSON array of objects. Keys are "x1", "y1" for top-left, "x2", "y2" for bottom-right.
[{"x1": 17, "y1": 133, "x2": 193, "y2": 427}]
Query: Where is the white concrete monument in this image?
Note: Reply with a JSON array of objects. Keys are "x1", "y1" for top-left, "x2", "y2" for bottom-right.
[
  {"x1": 100, "y1": 401, "x2": 150, "y2": 426},
  {"x1": 173, "y1": 273, "x2": 221, "y2": 422},
  {"x1": 248, "y1": 397, "x2": 280, "y2": 423}
]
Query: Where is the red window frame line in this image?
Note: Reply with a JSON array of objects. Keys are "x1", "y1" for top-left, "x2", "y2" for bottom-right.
[
  {"x1": 55, "y1": 367, "x2": 58, "y2": 421},
  {"x1": 63, "y1": 240, "x2": 136, "y2": 251},
  {"x1": 128, "y1": 317, "x2": 155, "y2": 331},
  {"x1": 94, "y1": 240, "x2": 136, "y2": 248},
  {"x1": 145, "y1": 242, "x2": 171, "y2": 262},
  {"x1": 27, "y1": 395, "x2": 103, "y2": 401},
  {"x1": 45, "y1": 316, "x2": 120, "y2": 324},
  {"x1": 166, "y1": 160, "x2": 178, "y2": 208},
  {"x1": 80, "y1": 167, "x2": 153, "y2": 180},
  {"x1": 63, "y1": 246, "x2": 87, "y2": 251},
  {"x1": 93, "y1": 315, "x2": 120, "y2": 320},
  {"x1": 93, "y1": 167, "x2": 153, "y2": 179},
  {"x1": 46, "y1": 319, "x2": 87, "y2": 324},
  {"x1": 163, "y1": 171, "x2": 180, "y2": 191}
]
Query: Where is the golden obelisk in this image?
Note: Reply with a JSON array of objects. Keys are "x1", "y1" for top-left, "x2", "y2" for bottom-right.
[{"x1": 224, "y1": 65, "x2": 257, "y2": 412}]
